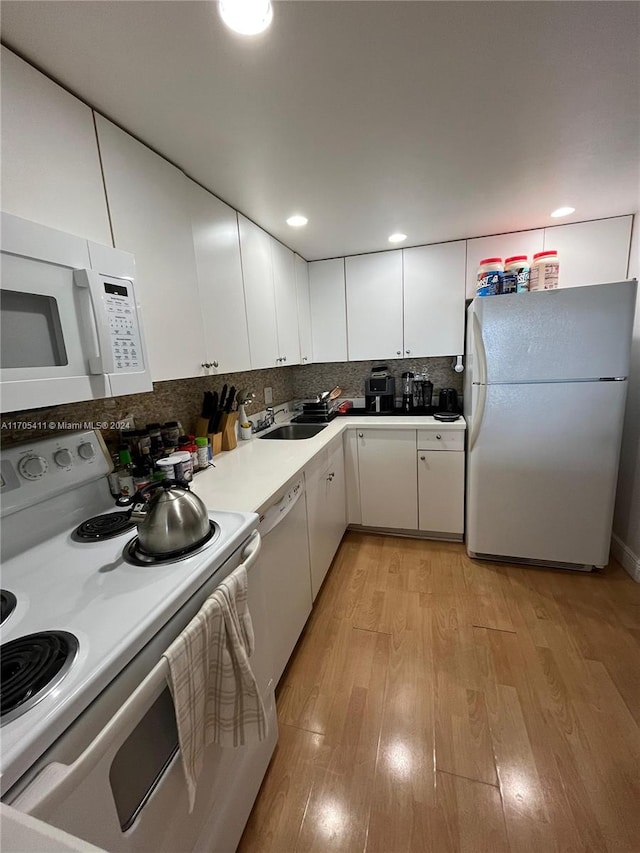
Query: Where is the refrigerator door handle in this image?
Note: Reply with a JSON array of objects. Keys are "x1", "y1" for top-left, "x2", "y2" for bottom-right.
[
  {"x1": 470, "y1": 382, "x2": 487, "y2": 451},
  {"x1": 473, "y1": 312, "x2": 487, "y2": 385},
  {"x1": 470, "y1": 313, "x2": 488, "y2": 451}
]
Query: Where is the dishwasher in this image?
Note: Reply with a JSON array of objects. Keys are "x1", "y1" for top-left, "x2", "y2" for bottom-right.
[{"x1": 257, "y1": 478, "x2": 312, "y2": 685}]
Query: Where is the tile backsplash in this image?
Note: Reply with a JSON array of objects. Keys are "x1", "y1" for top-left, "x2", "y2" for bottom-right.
[
  {"x1": 0, "y1": 367, "x2": 295, "y2": 447},
  {"x1": 0, "y1": 356, "x2": 464, "y2": 447},
  {"x1": 292, "y1": 356, "x2": 463, "y2": 402}
]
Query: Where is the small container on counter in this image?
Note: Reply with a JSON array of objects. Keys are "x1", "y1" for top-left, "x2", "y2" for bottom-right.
[
  {"x1": 156, "y1": 457, "x2": 176, "y2": 480},
  {"x1": 529, "y1": 250, "x2": 559, "y2": 290},
  {"x1": 162, "y1": 421, "x2": 182, "y2": 448},
  {"x1": 503, "y1": 255, "x2": 530, "y2": 294},
  {"x1": 476, "y1": 258, "x2": 504, "y2": 296},
  {"x1": 195, "y1": 437, "x2": 210, "y2": 469},
  {"x1": 178, "y1": 435, "x2": 198, "y2": 471},
  {"x1": 172, "y1": 450, "x2": 193, "y2": 482},
  {"x1": 116, "y1": 449, "x2": 135, "y2": 497},
  {"x1": 107, "y1": 452, "x2": 121, "y2": 498}
]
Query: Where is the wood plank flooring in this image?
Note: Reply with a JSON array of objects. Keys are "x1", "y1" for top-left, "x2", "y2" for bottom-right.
[{"x1": 238, "y1": 532, "x2": 640, "y2": 853}]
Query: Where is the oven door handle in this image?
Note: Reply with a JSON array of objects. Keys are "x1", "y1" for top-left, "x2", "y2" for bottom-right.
[{"x1": 240, "y1": 529, "x2": 261, "y2": 570}]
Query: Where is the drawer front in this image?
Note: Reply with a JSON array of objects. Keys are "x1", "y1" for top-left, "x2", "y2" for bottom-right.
[
  {"x1": 417, "y1": 429, "x2": 465, "y2": 451},
  {"x1": 304, "y1": 446, "x2": 329, "y2": 485}
]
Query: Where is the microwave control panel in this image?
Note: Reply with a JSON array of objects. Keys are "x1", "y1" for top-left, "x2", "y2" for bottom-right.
[{"x1": 103, "y1": 280, "x2": 144, "y2": 371}]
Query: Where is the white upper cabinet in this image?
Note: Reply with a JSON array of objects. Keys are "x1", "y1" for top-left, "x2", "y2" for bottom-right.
[
  {"x1": 543, "y1": 216, "x2": 633, "y2": 288},
  {"x1": 465, "y1": 229, "x2": 544, "y2": 299},
  {"x1": 271, "y1": 239, "x2": 301, "y2": 366},
  {"x1": 309, "y1": 259, "x2": 348, "y2": 363},
  {"x1": 238, "y1": 216, "x2": 299, "y2": 369},
  {"x1": 238, "y1": 215, "x2": 279, "y2": 369},
  {"x1": 0, "y1": 47, "x2": 111, "y2": 246},
  {"x1": 345, "y1": 251, "x2": 403, "y2": 361},
  {"x1": 295, "y1": 254, "x2": 313, "y2": 365},
  {"x1": 95, "y1": 116, "x2": 206, "y2": 382},
  {"x1": 187, "y1": 182, "x2": 251, "y2": 375},
  {"x1": 403, "y1": 241, "x2": 466, "y2": 357}
]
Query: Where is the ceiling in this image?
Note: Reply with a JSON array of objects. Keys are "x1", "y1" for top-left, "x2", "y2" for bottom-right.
[{"x1": 1, "y1": 1, "x2": 639, "y2": 260}]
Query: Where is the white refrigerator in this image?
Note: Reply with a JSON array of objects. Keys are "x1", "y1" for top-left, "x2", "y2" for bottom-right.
[{"x1": 464, "y1": 280, "x2": 637, "y2": 570}]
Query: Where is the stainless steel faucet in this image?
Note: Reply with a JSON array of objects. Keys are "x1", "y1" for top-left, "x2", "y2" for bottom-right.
[{"x1": 253, "y1": 406, "x2": 286, "y2": 433}]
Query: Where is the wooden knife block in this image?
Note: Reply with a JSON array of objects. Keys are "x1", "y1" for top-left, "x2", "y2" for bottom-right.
[
  {"x1": 196, "y1": 417, "x2": 210, "y2": 439},
  {"x1": 220, "y1": 413, "x2": 238, "y2": 451},
  {"x1": 208, "y1": 432, "x2": 223, "y2": 456}
]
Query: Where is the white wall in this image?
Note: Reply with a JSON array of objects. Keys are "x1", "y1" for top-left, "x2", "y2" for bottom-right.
[{"x1": 612, "y1": 213, "x2": 640, "y2": 577}]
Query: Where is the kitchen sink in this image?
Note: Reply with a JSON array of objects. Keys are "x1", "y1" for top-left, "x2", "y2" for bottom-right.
[{"x1": 259, "y1": 424, "x2": 327, "y2": 440}]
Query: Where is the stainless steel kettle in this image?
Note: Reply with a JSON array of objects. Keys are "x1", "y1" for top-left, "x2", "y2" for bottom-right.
[{"x1": 118, "y1": 480, "x2": 211, "y2": 556}]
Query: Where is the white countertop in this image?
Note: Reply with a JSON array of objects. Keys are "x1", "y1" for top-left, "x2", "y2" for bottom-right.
[{"x1": 191, "y1": 415, "x2": 466, "y2": 514}]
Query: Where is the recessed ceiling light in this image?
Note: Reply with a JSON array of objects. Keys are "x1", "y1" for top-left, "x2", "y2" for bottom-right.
[
  {"x1": 286, "y1": 215, "x2": 308, "y2": 227},
  {"x1": 550, "y1": 206, "x2": 576, "y2": 218},
  {"x1": 388, "y1": 233, "x2": 407, "y2": 243},
  {"x1": 219, "y1": 0, "x2": 273, "y2": 35}
]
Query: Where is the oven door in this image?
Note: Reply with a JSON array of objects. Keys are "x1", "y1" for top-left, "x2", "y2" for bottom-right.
[{"x1": 10, "y1": 532, "x2": 278, "y2": 853}]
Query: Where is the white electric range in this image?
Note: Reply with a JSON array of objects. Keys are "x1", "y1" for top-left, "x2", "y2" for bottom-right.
[{"x1": 0, "y1": 430, "x2": 277, "y2": 852}]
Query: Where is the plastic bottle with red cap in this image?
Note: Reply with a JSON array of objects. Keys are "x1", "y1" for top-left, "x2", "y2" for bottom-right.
[
  {"x1": 476, "y1": 258, "x2": 504, "y2": 296},
  {"x1": 503, "y1": 255, "x2": 530, "y2": 294},
  {"x1": 529, "y1": 250, "x2": 559, "y2": 291}
]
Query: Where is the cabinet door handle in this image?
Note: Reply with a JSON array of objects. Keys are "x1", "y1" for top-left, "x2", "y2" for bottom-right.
[
  {"x1": 396, "y1": 350, "x2": 401, "y2": 356},
  {"x1": 420, "y1": 455, "x2": 425, "y2": 461},
  {"x1": 302, "y1": 356, "x2": 307, "y2": 362},
  {"x1": 212, "y1": 360, "x2": 219, "y2": 368},
  {"x1": 201, "y1": 361, "x2": 218, "y2": 369},
  {"x1": 282, "y1": 355, "x2": 287, "y2": 362},
  {"x1": 406, "y1": 349, "x2": 411, "y2": 355},
  {"x1": 436, "y1": 434, "x2": 442, "y2": 440},
  {"x1": 358, "y1": 433, "x2": 363, "y2": 438}
]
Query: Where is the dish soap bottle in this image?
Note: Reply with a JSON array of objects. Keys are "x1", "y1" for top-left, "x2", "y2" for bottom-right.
[{"x1": 238, "y1": 403, "x2": 252, "y2": 440}]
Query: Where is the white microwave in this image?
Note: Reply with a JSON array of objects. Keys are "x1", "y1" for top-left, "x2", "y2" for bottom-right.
[{"x1": 1, "y1": 212, "x2": 152, "y2": 412}]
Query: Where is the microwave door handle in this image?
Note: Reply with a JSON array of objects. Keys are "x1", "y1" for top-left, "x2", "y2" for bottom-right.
[{"x1": 73, "y1": 268, "x2": 115, "y2": 375}]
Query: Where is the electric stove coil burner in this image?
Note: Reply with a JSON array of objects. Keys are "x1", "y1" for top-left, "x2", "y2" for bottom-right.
[
  {"x1": 1, "y1": 631, "x2": 79, "y2": 725},
  {"x1": 1, "y1": 590, "x2": 17, "y2": 626},
  {"x1": 123, "y1": 521, "x2": 220, "y2": 566},
  {"x1": 73, "y1": 511, "x2": 136, "y2": 541}
]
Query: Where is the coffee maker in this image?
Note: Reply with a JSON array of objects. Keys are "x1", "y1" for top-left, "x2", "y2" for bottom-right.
[{"x1": 365, "y1": 365, "x2": 395, "y2": 413}]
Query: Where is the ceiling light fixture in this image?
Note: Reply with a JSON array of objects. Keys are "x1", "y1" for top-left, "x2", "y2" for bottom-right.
[
  {"x1": 219, "y1": 0, "x2": 273, "y2": 35},
  {"x1": 388, "y1": 233, "x2": 407, "y2": 243},
  {"x1": 286, "y1": 215, "x2": 308, "y2": 227},
  {"x1": 550, "y1": 206, "x2": 575, "y2": 218}
]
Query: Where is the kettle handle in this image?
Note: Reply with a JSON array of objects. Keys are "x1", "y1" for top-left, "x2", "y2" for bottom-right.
[{"x1": 115, "y1": 478, "x2": 190, "y2": 508}]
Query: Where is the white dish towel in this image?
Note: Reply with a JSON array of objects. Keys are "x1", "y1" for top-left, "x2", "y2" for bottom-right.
[{"x1": 163, "y1": 564, "x2": 268, "y2": 811}]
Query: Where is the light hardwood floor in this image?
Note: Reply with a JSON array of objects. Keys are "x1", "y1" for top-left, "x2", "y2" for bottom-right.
[{"x1": 238, "y1": 532, "x2": 640, "y2": 853}]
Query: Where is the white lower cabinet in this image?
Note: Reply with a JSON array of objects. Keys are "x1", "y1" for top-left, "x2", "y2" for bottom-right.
[
  {"x1": 357, "y1": 429, "x2": 418, "y2": 530},
  {"x1": 305, "y1": 439, "x2": 347, "y2": 600},
  {"x1": 417, "y1": 428, "x2": 465, "y2": 538},
  {"x1": 346, "y1": 426, "x2": 465, "y2": 537}
]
